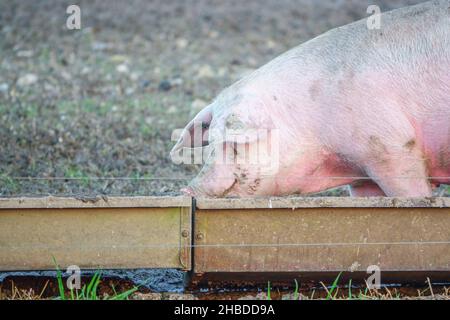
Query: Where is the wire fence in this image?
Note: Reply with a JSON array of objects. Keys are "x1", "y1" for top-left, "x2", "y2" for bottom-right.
[
  {"x1": 1, "y1": 176, "x2": 449, "y2": 181},
  {"x1": 2, "y1": 240, "x2": 450, "y2": 250}
]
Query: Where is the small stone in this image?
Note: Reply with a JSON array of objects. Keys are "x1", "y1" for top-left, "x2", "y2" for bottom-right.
[
  {"x1": 0, "y1": 83, "x2": 9, "y2": 93},
  {"x1": 218, "y1": 67, "x2": 228, "y2": 77},
  {"x1": 17, "y1": 74, "x2": 38, "y2": 86},
  {"x1": 158, "y1": 80, "x2": 172, "y2": 91},
  {"x1": 167, "y1": 105, "x2": 178, "y2": 114},
  {"x1": 125, "y1": 87, "x2": 135, "y2": 95},
  {"x1": 197, "y1": 65, "x2": 215, "y2": 78},
  {"x1": 81, "y1": 67, "x2": 91, "y2": 75},
  {"x1": 208, "y1": 30, "x2": 219, "y2": 39},
  {"x1": 92, "y1": 42, "x2": 112, "y2": 51},
  {"x1": 130, "y1": 72, "x2": 140, "y2": 81},
  {"x1": 140, "y1": 80, "x2": 151, "y2": 88},
  {"x1": 171, "y1": 77, "x2": 183, "y2": 86},
  {"x1": 116, "y1": 64, "x2": 129, "y2": 74},
  {"x1": 110, "y1": 55, "x2": 128, "y2": 63},
  {"x1": 16, "y1": 50, "x2": 34, "y2": 58},
  {"x1": 176, "y1": 38, "x2": 189, "y2": 49},
  {"x1": 266, "y1": 39, "x2": 277, "y2": 49},
  {"x1": 145, "y1": 116, "x2": 153, "y2": 124},
  {"x1": 231, "y1": 58, "x2": 241, "y2": 65}
]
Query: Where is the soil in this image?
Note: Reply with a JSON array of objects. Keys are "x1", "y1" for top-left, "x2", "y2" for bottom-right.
[{"x1": 1, "y1": 273, "x2": 448, "y2": 300}]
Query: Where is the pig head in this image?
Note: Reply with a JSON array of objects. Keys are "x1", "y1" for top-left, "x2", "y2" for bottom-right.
[{"x1": 170, "y1": 91, "x2": 284, "y2": 197}]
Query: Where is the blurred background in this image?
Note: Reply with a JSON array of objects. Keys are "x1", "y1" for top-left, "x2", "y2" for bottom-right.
[{"x1": 0, "y1": 0, "x2": 429, "y2": 197}]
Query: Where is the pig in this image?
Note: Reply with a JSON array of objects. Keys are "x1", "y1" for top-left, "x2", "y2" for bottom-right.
[{"x1": 171, "y1": 0, "x2": 450, "y2": 198}]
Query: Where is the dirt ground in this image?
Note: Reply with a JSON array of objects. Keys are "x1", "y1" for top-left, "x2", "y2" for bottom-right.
[
  {"x1": 2, "y1": 0, "x2": 446, "y2": 197},
  {"x1": 1, "y1": 273, "x2": 449, "y2": 300}
]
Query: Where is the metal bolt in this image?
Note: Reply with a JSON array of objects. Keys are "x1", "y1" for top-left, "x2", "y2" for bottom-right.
[
  {"x1": 196, "y1": 233, "x2": 204, "y2": 241},
  {"x1": 181, "y1": 230, "x2": 189, "y2": 238}
]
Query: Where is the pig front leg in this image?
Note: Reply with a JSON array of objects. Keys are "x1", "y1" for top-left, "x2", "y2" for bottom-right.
[{"x1": 349, "y1": 180, "x2": 386, "y2": 197}]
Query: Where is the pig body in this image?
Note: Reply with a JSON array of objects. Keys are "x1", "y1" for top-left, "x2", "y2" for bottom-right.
[{"x1": 172, "y1": 0, "x2": 450, "y2": 197}]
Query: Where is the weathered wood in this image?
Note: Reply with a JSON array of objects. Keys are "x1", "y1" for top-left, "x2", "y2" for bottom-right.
[
  {"x1": 196, "y1": 197, "x2": 450, "y2": 209},
  {"x1": 194, "y1": 198, "x2": 450, "y2": 276},
  {"x1": 0, "y1": 197, "x2": 192, "y2": 271}
]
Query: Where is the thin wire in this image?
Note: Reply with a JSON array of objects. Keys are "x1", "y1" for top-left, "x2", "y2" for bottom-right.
[
  {"x1": 1, "y1": 240, "x2": 449, "y2": 250},
  {"x1": 1, "y1": 176, "x2": 449, "y2": 181}
]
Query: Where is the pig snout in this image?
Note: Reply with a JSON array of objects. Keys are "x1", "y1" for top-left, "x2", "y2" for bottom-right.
[{"x1": 184, "y1": 167, "x2": 237, "y2": 197}]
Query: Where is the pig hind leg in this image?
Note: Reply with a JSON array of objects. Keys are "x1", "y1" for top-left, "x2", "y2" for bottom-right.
[{"x1": 363, "y1": 141, "x2": 432, "y2": 197}]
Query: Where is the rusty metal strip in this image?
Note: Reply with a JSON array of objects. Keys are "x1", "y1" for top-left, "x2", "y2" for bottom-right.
[
  {"x1": 0, "y1": 197, "x2": 192, "y2": 271},
  {"x1": 194, "y1": 205, "x2": 450, "y2": 274}
]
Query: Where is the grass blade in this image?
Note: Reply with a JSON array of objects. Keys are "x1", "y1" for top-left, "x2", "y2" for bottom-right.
[
  {"x1": 52, "y1": 257, "x2": 66, "y2": 300},
  {"x1": 326, "y1": 272, "x2": 342, "y2": 300},
  {"x1": 293, "y1": 279, "x2": 299, "y2": 300}
]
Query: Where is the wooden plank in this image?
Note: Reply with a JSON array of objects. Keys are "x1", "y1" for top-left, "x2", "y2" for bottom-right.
[
  {"x1": 194, "y1": 202, "x2": 450, "y2": 274},
  {"x1": 0, "y1": 197, "x2": 192, "y2": 271}
]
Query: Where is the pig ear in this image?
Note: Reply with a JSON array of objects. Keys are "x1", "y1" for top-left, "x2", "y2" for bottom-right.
[{"x1": 170, "y1": 104, "x2": 213, "y2": 157}]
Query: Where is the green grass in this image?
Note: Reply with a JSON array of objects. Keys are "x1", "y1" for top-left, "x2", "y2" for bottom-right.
[
  {"x1": 63, "y1": 166, "x2": 91, "y2": 187},
  {"x1": 329, "y1": 272, "x2": 342, "y2": 299},
  {"x1": 266, "y1": 281, "x2": 271, "y2": 300},
  {"x1": 0, "y1": 174, "x2": 20, "y2": 193},
  {"x1": 293, "y1": 279, "x2": 299, "y2": 300},
  {"x1": 53, "y1": 258, "x2": 138, "y2": 300}
]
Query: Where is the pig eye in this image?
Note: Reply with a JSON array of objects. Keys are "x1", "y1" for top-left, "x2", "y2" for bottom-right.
[{"x1": 201, "y1": 122, "x2": 210, "y2": 147}]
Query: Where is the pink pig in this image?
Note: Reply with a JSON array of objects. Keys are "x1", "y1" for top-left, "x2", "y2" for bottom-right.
[{"x1": 171, "y1": 1, "x2": 449, "y2": 197}]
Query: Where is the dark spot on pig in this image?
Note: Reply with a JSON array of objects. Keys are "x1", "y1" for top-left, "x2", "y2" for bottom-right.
[
  {"x1": 438, "y1": 148, "x2": 450, "y2": 167},
  {"x1": 225, "y1": 113, "x2": 245, "y2": 130},
  {"x1": 248, "y1": 178, "x2": 261, "y2": 194},
  {"x1": 239, "y1": 169, "x2": 249, "y2": 182},
  {"x1": 368, "y1": 136, "x2": 389, "y2": 164},
  {"x1": 369, "y1": 136, "x2": 388, "y2": 153},
  {"x1": 221, "y1": 178, "x2": 238, "y2": 197},
  {"x1": 309, "y1": 80, "x2": 321, "y2": 101},
  {"x1": 404, "y1": 139, "x2": 416, "y2": 150},
  {"x1": 273, "y1": 95, "x2": 278, "y2": 101}
]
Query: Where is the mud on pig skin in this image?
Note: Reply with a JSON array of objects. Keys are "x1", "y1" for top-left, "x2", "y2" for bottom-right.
[{"x1": 171, "y1": 0, "x2": 450, "y2": 198}]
